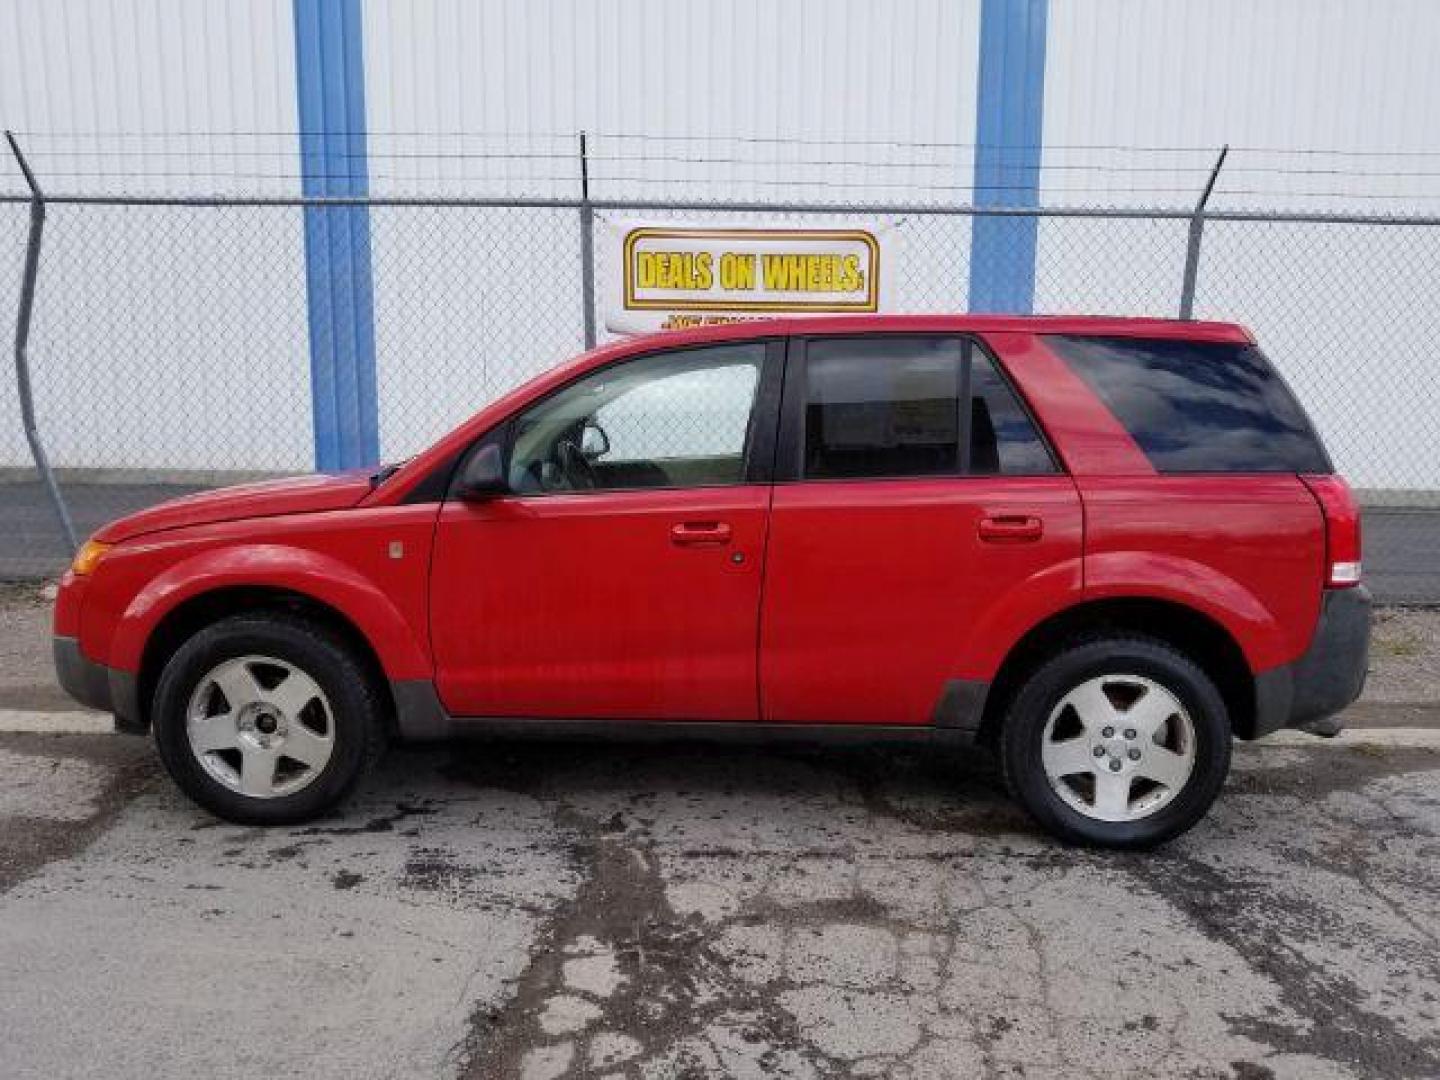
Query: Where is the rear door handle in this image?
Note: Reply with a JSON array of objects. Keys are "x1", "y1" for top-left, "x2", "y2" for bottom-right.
[
  {"x1": 670, "y1": 521, "x2": 733, "y2": 546},
  {"x1": 978, "y1": 515, "x2": 1043, "y2": 542}
]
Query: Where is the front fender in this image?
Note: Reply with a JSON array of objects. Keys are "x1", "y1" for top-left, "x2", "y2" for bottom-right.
[{"x1": 108, "y1": 543, "x2": 432, "y2": 680}]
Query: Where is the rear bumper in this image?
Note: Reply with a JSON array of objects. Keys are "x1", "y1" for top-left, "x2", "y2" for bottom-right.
[
  {"x1": 1253, "y1": 586, "x2": 1371, "y2": 738},
  {"x1": 53, "y1": 636, "x2": 144, "y2": 733}
]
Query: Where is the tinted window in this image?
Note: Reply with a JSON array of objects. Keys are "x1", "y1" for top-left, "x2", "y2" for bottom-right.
[
  {"x1": 804, "y1": 337, "x2": 963, "y2": 479},
  {"x1": 969, "y1": 352, "x2": 1056, "y2": 475},
  {"x1": 801, "y1": 337, "x2": 1056, "y2": 480},
  {"x1": 1045, "y1": 335, "x2": 1330, "y2": 473},
  {"x1": 508, "y1": 343, "x2": 764, "y2": 493}
]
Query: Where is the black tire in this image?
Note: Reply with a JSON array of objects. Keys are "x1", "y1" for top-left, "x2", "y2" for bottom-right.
[
  {"x1": 999, "y1": 636, "x2": 1231, "y2": 849},
  {"x1": 152, "y1": 612, "x2": 386, "y2": 825}
]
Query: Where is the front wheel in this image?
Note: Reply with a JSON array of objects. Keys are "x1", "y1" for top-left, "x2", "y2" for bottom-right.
[
  {"x1": 1000, "y1": 636, "x2": 1231, "y2": 848},
  {"x1": 152, "y1": 613, "x2": 385, "y2": 825}
]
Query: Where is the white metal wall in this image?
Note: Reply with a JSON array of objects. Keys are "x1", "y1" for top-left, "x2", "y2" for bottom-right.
[
  {"x1": 362, "y1": 0, "x2": 982, "y2": 190},
  {"x1": 0, "y1": 0, "x2": 312, "y2": 472},
  {"x1": 0, "y1": 0, "x2": 302, "y2": 198},
  {"x1": 1039, "y1": 0, "x2": 1440, "y2": 492},
  {"x1": 1043, "y1": 0, "x2": 1440, "y2": 211},
  {"x1": 361, "y1": 0, "x2": 985, "y2": 457},
  {"x1": 0, "y1": 0, "x2": 1437, "y2": 490}
]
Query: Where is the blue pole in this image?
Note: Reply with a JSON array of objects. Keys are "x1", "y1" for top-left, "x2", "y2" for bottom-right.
[
  {"x1": 969, "y1": 0, "x2": 1049, "y2": 314},
  {"x1": 293, "y1": 0, "x2": 378, "y2": 470}
]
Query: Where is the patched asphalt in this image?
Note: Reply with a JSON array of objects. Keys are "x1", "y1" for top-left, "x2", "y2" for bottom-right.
[{"x1": 2, "y1": 729, "x2": 1438, "y2": 1079}]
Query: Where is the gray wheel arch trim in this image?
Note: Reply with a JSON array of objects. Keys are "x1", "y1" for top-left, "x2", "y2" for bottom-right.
[
  {"x1": 390, "y1": 678, "x2": 451, "y2": 740},
  {"x1": 932, "y1": 678, "x2": 992, "y2": 739}
]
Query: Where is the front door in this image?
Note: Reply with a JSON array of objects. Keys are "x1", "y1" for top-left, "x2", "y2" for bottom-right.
[
  {"x1": 430, "y1": 340, "x2": 781, "y2": 720},
  {"x1": 760, "y1": 334, "x2": 1083, "y2": 725}
]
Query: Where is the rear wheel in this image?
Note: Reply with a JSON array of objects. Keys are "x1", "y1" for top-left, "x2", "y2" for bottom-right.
[
  {"x1": 1000, "y1": 636, "x2": 1231, "y2": 848},
  {"x1": 152, "y1": 613, "x2": 385, "y2": 825}
]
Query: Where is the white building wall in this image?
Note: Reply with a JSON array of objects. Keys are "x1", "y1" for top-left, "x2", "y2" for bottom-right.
[
  {"x1": 0, "y1": 0, "x2": 302, "y2": 198},
  {"x1": 362, "y1": 0, "x2": 982, "y2": 195},
  {"x1": 0, "y1": 0, "x2": 312, "y2": 473},
  {"x1": 0, "y1": 0, "x2": 1434, "y2": 490},
  {"x1": 361, "y1": 0, "x2": 984, "y2": 457},
  {"x1": 1042, "y1": 0, "x2": 1440, "y2": 212},
  {"x1": 1040, "y1": 0, "x2": 1440, "y2": 492}
]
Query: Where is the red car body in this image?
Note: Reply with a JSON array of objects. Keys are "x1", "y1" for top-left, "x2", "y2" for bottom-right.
[{"x1": 54, "y1": 315, "x2": 1368, "y2": 752}]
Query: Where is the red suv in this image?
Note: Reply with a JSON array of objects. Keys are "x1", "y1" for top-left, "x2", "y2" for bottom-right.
[{"x1": 54, "y1": 316, "x2": 1369, "y2": 847}]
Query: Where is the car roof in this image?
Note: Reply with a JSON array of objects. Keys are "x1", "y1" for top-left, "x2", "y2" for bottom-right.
[{"x1": 595, "y1": 314, "x2": 1253, "y2": 356}]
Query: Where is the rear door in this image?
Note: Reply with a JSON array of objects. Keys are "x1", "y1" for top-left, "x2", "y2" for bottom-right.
[{"x1": 759, "y1": 334, "x2": 1083, "y2": 725}]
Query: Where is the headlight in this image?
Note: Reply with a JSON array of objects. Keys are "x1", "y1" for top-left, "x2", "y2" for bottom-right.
[{"x1": 70, "y1": 539, "x2": 112, "y2": 576}]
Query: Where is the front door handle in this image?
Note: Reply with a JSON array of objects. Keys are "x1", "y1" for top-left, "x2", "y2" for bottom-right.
[
  {"x1": 978, "y1": 515, "x2": 1043, "y2": 542},
  {"x1": 671, "y1": 521, "x2": 733, "y2": 546}
]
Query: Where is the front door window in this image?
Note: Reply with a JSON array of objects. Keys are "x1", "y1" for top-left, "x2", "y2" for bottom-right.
[{"x1": 508, "y1": 343, "x2": 765, "y2": 494}]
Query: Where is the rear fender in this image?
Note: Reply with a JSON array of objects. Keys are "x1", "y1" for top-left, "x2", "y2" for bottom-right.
[{"x1": 1083, "y1": 550, "x2": 1283, "y2": 670}]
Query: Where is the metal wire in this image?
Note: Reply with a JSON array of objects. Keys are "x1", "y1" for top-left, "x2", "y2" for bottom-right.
[{"x1": 10, "y1": 132, "x2": 1440, "y2": 210}]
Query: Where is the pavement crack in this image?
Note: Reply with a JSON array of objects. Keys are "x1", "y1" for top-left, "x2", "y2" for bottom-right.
[{"x1": 456, "y1": 803, "x2": 841, "y2": 1078}]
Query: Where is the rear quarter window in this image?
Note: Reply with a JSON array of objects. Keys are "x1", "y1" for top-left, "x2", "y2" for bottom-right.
[{"x1": 1044, "y1": 335, "x2": 1331, "y2": 473}]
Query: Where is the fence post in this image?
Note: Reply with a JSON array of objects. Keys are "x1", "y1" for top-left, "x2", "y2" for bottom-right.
[
  {"x1": 578, "y1": 131, "x2": 598, "y2": 349},
  {"x1": 1178, "y1": 145, "x2": 1229, "y2": 320},
  {"x1": 5, "y1": 130, "x2": 79, "y2": 556}
]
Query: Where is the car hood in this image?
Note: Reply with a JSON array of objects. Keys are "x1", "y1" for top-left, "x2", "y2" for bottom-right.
[{"x1": 93, "y1": 471, "x2": 375, "y2": 544}]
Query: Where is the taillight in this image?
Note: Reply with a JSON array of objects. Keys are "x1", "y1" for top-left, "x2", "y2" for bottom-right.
[{"x1": 1301, "y1": 474, "x2": 1362, "y2": 588}]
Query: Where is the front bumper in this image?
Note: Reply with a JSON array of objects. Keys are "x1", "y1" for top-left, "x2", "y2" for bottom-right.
[
  {"x1": 53, "y1": 636, "x2": 143, "y2": 733},
  {"x1": 1253, "y1": 585, "x2": 1372, "y2": 738}
]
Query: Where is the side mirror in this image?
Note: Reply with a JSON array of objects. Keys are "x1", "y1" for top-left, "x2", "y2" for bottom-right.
[
  {"x1": 579, "y1": 422, "x2": 610, "y2": 460},
  {"x1": 455, "y1": 443, "x2": 509, "y2": 501}
]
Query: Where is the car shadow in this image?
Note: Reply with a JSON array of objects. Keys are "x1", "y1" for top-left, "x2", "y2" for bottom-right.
[{"x1": 374, "y1": 733, "x2": 1034, "y2": 841}]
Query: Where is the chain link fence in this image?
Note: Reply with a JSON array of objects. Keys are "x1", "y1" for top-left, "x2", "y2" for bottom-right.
[{"x1": 2, "y1": 141, "x2": 1438, "y2": 598}]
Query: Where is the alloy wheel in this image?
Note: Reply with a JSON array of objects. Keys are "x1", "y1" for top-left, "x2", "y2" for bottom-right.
[
  {"x1": 1040, "y1": 674, "x2": 1197, "y2": 823},
  {"x1": 185, "y1": 654, "x2": 335, "y2": 799}
]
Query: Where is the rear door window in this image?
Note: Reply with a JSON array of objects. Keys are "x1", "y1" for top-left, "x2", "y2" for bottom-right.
[
  {"x1": 969, "y1": 351, "x2": 1056, "y2": 475},
  {"x1": 1044, "y1": 335, "x2": 1330, "y2": 473},
  {"x1": 803, "y1": 337, "x2": 963, "y2": 479},
  {"x1": 799, "y1": 336, "x2": 1057, "y2": 479}
]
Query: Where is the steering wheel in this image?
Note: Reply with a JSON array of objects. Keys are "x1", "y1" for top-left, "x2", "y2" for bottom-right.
[{"x1": 556, "y1": 439, "x2": 599, "y2": 490}]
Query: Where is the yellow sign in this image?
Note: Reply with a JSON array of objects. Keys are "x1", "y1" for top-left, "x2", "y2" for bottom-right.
[{"x1": 602, "y1": 219, "x2": 895, "y2": 334}]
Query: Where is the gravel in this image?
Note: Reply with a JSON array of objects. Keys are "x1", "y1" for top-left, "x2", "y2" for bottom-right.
[{"x1": 1367, "y1": 605, "x2": 1440, "y2": 703}]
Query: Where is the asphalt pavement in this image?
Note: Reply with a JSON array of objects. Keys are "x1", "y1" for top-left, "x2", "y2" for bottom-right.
[
  {"x1": 1, "y1": 584, "x2": 1438, "y2": 1078},
  {"x1": 2, "y1": 727, "x2": 1439, "y2": 1080},
  {"x1": 3, "y1": 480, "x2": 1439, "y2": 604}
]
